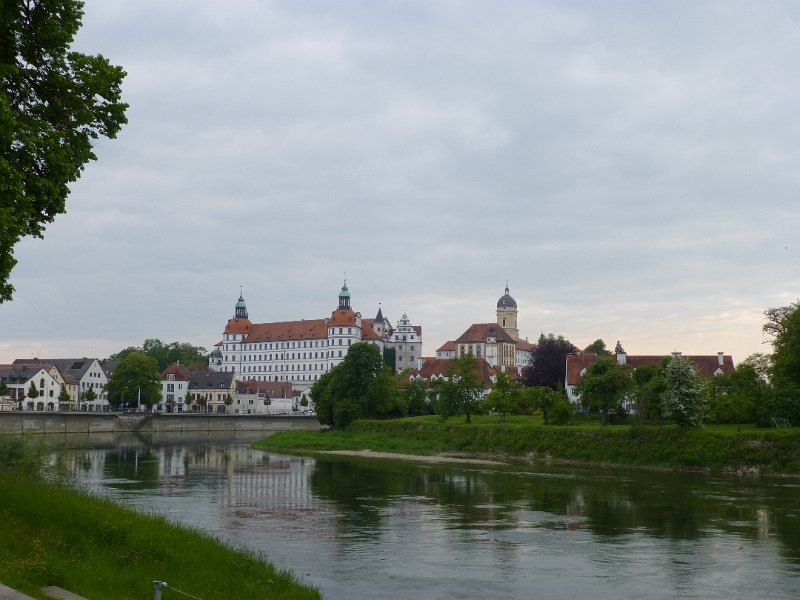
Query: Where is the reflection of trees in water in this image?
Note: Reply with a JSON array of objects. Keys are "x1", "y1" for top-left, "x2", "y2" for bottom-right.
[
  {"x1": 103, "y1": 447, "x2": 161, "y2": 489},
  {"x1": 308, "y1": 457, "x2": 800, "y2": 562}
]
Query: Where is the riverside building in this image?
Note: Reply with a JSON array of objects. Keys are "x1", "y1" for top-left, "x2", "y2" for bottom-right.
[{"x1": 211, "y1": 281, "x2": 422, "y2": 393}]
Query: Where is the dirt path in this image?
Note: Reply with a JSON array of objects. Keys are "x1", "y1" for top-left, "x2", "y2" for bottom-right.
[{"x1": 317, "y1": 449, "x2": 508, "y2": 465}]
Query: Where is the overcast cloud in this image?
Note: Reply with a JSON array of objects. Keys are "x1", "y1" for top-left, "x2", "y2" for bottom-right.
[{"x1": 1, "y1": 0, "x2": 798, "y2": 364}]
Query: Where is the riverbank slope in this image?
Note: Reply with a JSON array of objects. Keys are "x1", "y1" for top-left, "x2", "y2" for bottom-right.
[
  {"x1": 0, "y1": 470, "x2": 320, "y2": 600},
  {"x1": 255, "y1": 417, "x2": 800, "y2": 474}
]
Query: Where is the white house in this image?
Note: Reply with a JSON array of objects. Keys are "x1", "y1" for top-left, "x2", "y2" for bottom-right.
[{"x1": 0, "y1": 364, "x2": 61, "y2": 411}]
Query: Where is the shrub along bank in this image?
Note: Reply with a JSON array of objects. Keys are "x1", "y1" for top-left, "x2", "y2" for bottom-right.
[{"x1": 258, "y1": 419, "x2": 800, "y2": 473}]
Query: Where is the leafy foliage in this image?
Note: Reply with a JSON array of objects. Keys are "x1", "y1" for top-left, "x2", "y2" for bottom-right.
[
  {"x1": 400, "y1": 376, "x2": 431, "y2": 417},
  {"x1": 0, "y1": 0, "x2": 128, "y2": 301},
  {"x1": 708, "y1": 363, "x2": 765, "y2": 426},
  {"x1": 576, "y1": 359, "x2": 632, "y2": 425},
  {"x1": 523, "y1": 334, "x2": 579, "y2": 389},
  {"x1": 435, "y1": 354, "x2": 486, "y2": 423},
  {"x1": 104, "y1": 352, "x2": 162, "y2": 408},
  {"x1": 58, "y1": 385, "x2": 70, "y2": 404},
  {"x1": 526, "y1": 386, "x2": 568, "y2": 425},
  {"x1": 311, "y1": 343, "x2": 398, "y2": 428},
  {"x1": 26, "y1": 382, "x2": 38, "y2": 399},
  {"x1": 110, "y1": 339, "x2": 208, "y2": 371},
  {"x1": 81, "y1": 387, "x2": 96, "y2": 402},
  {"x1": 661, "y1": 356, "x2": 708, "y2": 428},
  {"x1": 486, "y1": 372, "x2": 524, "y2": 422},
  {"x1": 631, "y1": 362, "x2": 667, "y2": 424},
  {"x1": 766, "y1": 302, "x2": 800, "y2": 424},
  {"x1": 583, "y1": 339, "x2": 612, "y2": 356}
]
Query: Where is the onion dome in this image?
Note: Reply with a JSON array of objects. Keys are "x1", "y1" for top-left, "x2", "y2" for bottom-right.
[{"x1": 497, "y1": 285, "x2": 517, "y2": 309}]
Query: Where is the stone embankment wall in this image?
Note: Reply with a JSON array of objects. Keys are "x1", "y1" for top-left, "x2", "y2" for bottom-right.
[{"x1": 0, "y1": 412, "x2": 321, "y2": 435}]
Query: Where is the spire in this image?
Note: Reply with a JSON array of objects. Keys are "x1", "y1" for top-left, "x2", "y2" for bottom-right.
[
  {"x1": 375, "y1": 303, "x2": 384, "y2": 323},
  {"x1": 235, "y1": 290, "x2": 248, "y2": 319},
  {"x1": 338, "y1": 277, "x2": 351, "y2": 310}
]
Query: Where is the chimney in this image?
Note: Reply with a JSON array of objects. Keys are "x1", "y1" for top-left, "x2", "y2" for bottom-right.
[{"x1": 717, "y1": 352, "x2": 724, "y2": 366}]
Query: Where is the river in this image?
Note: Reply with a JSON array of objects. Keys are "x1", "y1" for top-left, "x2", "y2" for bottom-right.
[{"x1": 61, "y1": 434, "x2": 800, "y2": 600}]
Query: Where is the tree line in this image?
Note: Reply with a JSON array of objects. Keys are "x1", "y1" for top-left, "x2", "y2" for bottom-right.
[{"x1": 311, "y1": 301, "x2": 800, "y2": 430}]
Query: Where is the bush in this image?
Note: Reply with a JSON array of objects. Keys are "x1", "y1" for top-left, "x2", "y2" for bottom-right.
[{"x1": 0, "y1": 435, "x2": 53, "y2": 479}]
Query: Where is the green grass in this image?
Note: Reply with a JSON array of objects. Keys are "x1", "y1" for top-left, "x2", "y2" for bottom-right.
[
  {"x1": 257, "y1": 417, "x2": 800, "y2": 473},
  {"x1": 0, "y1": 469, "x2": 320, "y2": 600}
]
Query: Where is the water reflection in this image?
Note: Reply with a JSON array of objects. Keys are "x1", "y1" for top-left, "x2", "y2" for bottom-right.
[{"x1": 64, "y1": 442, "x2": 800, "y2": 600}]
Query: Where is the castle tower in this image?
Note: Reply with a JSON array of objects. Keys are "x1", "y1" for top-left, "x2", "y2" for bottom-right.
[
  {"x1": 338, "y1": 278, "x2": 351, "y2": 310},
  {"x1": 496, "y1": 284, "x2": 519, "y2": 341},
  {"x1": 234, "y1": 289, "x2": 248, "y2": 319}
]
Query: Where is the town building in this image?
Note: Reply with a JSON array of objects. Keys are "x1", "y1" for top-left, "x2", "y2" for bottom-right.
[
  {"x1": 212, "y1": 281, "x2": 422, "y2": 393},
  {"x1": 441, "y1": 285, "x2": 535, "y2": 370},
  {"x1": 11, "y1": 357, "x2": 109, "y2": 411},
  {"x1": 233, "y1": 380, "x2": 298, "y2": 414},
  {"x1": 160, "y1": 362, "x2": 192, "y2": 412},
  {"x1": 0, "y1": 364, "x2": 61, "y2": 411},
  {"x1": 187, "y1": 371, "x2": 236, "y2": 413},
  {"x1": 565, "y1": 342, "x2": 735, "y2": 411}
]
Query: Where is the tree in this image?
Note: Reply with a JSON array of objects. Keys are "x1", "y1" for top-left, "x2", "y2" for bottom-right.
[
  {"x1": 661, "y1": 355, "x2": 708, "y2": 428},
  {"x1": 104, "y1": 351, "x2": 162, "y2": 409},
  {"x1": 0, "y1": 379, "x2": 8, "y2": 400},
  {"x1": 708, "y1": 363, "x2": 764, "y2": 428},
  {"x1": 311, "y1": 343, "x2": 399, "y2": 428},
  {"x1": 185, "y1": 392, "x2": 194, "y2": 412},
  {"x1": 1, "y1": 0, "x2": 128, "y2": 302},
  {"x1": 401, "y1": 377, "x2": 430, "y2": 417},
  {"x1": 437, "y1": 354, "x2": 486, "y2": 424},
  {"x1": 631, "y1": 362, "x2": 667, "y2": 424},
  {"x1": 583, "y1": 339, "x2": 611, "y2": 356},
  {"x1": 486, "y1": 372, "x2": 523, "y2": 422},
  {"x1": 27, "y1": 382, "x2": 38, "y2": 399},
  {"x1": 81, "y1": 386, "x2": 96, "y2": 402},
  {"x1": 300, "y1": 394, "x2": 308, "y2": 408},
  {"x1": 576, "y1": 359, "x2": 632, "y2": 425},
  {"x1": 111, "y1": 339, "x2": 208, "y2": 371},
  {"x1": 759, "y1": 302, "x2": 800, "y2": 425},
  {"x1": 526, "y1": 386, "x2": 567, "y2": 425},
  {"x1": 58, "y1": 384, "x2": 70, "y2": 404},
  {"x1": 225, "y1": 393, "x2": 233, "y2": 407},
  {"x1": 523, "y1": 334, "x2": 579, "y2": 390}
]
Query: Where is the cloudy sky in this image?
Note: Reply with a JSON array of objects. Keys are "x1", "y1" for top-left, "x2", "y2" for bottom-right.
[{"x1": 2, "y1": 0, "x2": 798, "y2": 364}]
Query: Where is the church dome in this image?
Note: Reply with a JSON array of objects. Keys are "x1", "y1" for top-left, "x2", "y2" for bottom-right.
[{"x1": 497, "y1": 285, "x2": 517, "y2": 309}]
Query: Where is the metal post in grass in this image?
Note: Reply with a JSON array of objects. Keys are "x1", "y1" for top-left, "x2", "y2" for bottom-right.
[{"x1": 153, "y1": 580, "x2": 168, "y2": 600}]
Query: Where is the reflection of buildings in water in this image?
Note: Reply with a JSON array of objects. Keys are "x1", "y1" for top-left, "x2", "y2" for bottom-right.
[
  {"x1": 222, "y1": 454, "x2": 317, "y2": 513},
  {"x1": 757, "y1": 508, "x2": 770, "y2": 541}
]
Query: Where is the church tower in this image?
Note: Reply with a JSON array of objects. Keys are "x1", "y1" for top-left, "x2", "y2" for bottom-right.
[{"x1": 496, "y1": 284, "x2": 519, "y2": 341}]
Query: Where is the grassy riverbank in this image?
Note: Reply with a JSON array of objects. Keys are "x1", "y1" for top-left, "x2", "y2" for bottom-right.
[
  {"x1": 256, "y1": 416, "x2": 800, "y2": 473},
  {"x1": 0, "y1": 469, "x2": 320, "y2": 600}
]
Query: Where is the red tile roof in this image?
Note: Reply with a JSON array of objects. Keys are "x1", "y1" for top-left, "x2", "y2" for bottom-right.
[
  {"x1": 328, "y1": 308, "x2": 358, "y2": 327},
  {"x1": 405, "y1": 357, "x2": 497, "y2": 384},
  {"x1": 244, "y1": 319, "x2": 329, "y2": 342},
  {"x1": 454, "y1": 323, "x2": 515, "y2": 344},
  {"x1": 161, "y1": 363, "x2": 192, "y2": 381},
  {"x1": 236, "y1": 379, "x2": 293, "y2": 398},
  {"x1": 516, "y1": 339, "x2": 536, "y2": 352},
  {"x1": 565, "y1": 352, "x2": 736, "y2": 385},
  {"x1": 437, "y1": 341, "x2": 456, "y2": 352},
  {"x1": 224, "y1": 317, "x2": 252, "y2": 335}
]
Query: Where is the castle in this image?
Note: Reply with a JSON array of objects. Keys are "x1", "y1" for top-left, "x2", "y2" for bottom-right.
[{"x1": 209, "y1": 281, "x2": 421, "y2": 393}]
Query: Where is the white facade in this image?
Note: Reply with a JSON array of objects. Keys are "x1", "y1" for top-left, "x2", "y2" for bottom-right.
[
  {"x1": 215, "y1": 282, "x2": 421, "y2": 389},
  {"x1": 392, "y1": 314, "x2": 420, "y2": 372}
]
